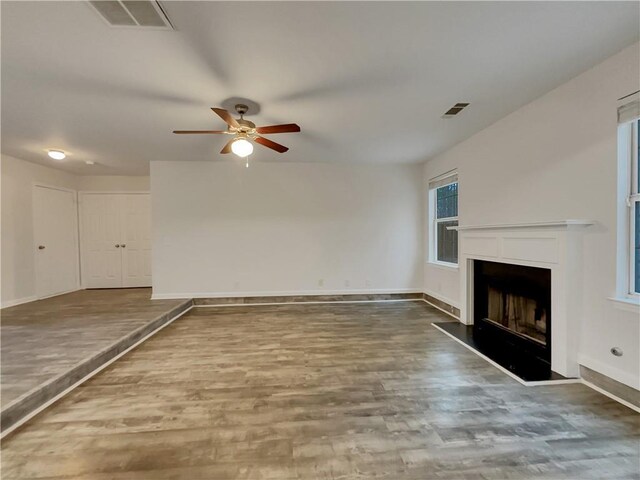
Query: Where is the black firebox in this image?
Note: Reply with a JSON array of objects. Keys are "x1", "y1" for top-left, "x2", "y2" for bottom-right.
[{"x1": 473, "y1": 260, "x2": 551, "y2": 378}]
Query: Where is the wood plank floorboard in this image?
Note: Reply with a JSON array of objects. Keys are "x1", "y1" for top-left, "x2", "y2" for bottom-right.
[
  {"x1": 1, "y1": 302, "x2": 638, "y2": 479},
  {"x1": 1, "y1": 288, "x2": 187, "y2": 408}
]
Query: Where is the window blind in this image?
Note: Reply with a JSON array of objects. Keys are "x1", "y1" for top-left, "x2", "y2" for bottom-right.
[
  {"x1": 618, "y1": 91, "x2": 640, "y2": 124},
  {"x1": 428, "y1": 170, "x2": 458, "y2": 190}
]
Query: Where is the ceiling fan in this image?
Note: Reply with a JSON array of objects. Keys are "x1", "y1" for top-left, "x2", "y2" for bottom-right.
[{"x1": 173, "y1": 104, "x2": 300, "y2": 158}]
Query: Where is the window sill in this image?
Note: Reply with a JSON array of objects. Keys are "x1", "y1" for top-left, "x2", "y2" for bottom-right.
[
  {"x1": 607, "y1": 296, "x2": 640, "y2": 313},
  {"x1": 427, "y1": 261, "x2": 459, "y2": 271}
]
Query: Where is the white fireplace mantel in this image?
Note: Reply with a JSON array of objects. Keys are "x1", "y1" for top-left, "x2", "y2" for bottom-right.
[{"x1": 458, "y1": 220, "x2": 593, "y2": 378}]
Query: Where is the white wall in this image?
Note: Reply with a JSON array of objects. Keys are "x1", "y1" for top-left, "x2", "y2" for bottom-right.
[
  {"x1": 151, "y1": 161, "x2": 423, "y2": 298},
  {"x1": 79, "y1": 175, "x2": 150, "y2": 192},
  {"x1": 1, "y1": 155, "x2": 79, "y2": 306},
  {"x1": 1, "y1": 154, "x2": 149, "y2": 306},
  {"x1": 423, "y1": 43, "x2": 640, "y2": 388}
]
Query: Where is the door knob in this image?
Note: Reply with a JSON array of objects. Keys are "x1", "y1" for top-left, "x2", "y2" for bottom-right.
[
  {"x1": 121, "y1": 244, "x2": 126, "y2": 248},
  {"x1": 115, "y1": 244, "x2": 120, "y2": 248},
  {"x1": 38, "y1": 245, "x2": 45, "y2": 250}
]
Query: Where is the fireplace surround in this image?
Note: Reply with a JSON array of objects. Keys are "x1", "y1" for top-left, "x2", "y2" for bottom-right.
[{"x1": 456, "y1": 220, "x2": 592, "y2": 378}]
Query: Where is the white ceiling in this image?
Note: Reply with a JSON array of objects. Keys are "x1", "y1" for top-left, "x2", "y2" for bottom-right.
[{"x1": 2, "y1": 1, "x2": 639, "y2": 175}]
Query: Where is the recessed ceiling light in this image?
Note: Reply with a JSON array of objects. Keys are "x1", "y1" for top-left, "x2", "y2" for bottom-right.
[
  {"x1": 47, "y1": 150, "x2": 66, "y2": 160},
  {"x1": 85, "y1": 160, "x2": 95, "y2": 165}
]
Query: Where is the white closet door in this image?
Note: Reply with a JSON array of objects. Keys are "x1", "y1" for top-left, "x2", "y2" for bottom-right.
[
  {"x1": 33, "y1": 186, "x2": 79, "y2": 298},
  {"x1": 120, "y1": 194, "x2": 152, "y2": 287},
  {"x1": 79, "y1": 194, "x2": 123, "y2": 288}
]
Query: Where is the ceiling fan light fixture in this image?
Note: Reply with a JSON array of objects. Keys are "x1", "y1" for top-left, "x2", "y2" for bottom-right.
[
  {"x1": 47, "y1": 149, "x2": 66, "y2": 160},
  {"x1": 231, "y1": 138, "x2": 253, "y2": 158}
]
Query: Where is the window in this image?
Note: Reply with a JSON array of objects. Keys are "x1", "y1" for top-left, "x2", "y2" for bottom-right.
[
  {"x1": 618, "y1": 97, "x2": 640, "y2": 298},
  {"x1": 429, "y1": 172, "x2": 458, "y2": 265},
  {"x1": 629, "y1": 119, "x2": 639, "y2": 294}
]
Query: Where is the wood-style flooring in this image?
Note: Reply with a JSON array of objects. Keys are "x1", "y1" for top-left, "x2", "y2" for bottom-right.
[
  {"x1": 1, "y1": 288, "x2": 187, "y2": 407},
  {"x1": 2, "y1": 302, "x2": 639, "y2": 479}
]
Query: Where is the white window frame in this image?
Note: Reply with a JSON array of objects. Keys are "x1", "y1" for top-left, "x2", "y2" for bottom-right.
[
  {"x1": 628, "y1": 120, "x2": 639, "y2": 297},
  {"x1": 616, "y1": 106, "x2": 640, "y2": 302},
  {"x1": 428, "y1": 177, "x2": 459, "y2": 268}
]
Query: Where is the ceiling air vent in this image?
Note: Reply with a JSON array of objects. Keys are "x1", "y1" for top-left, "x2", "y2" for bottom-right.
[
  {"x1": 89, "y1": 1, "x2": 173, "y2": 29},
  {"x1": 442, "y1": 102, "x2": 470, "y2": 118}
]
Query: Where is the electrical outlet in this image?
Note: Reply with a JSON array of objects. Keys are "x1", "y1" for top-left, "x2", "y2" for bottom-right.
[
  {"x1": 233, "y1": 281, "x2": 240, "y2": 290},
  {"x1": 345, "y1": 280, "x2": 350, "y2": 287},
  {"x1": 365, "y1": 280, "x2": 371, "y2": 287},
  {"x1": 318, "y1": 279, "x2": 324, "y2": 287}
]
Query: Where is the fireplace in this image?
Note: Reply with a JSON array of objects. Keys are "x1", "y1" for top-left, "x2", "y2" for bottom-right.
[
  {"x1": 450, "y1": 220, "x2": 591, "y2": 378},
  {"x1": 473, "y1": 260, "x2": 551, "y2": 376}
]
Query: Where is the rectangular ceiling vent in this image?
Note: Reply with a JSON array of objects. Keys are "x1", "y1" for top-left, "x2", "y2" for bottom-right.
[
  {"x1": 442, "y1": 102, "x2": 470, "y2": 118},
  {"x1": 89, "y1": 1, "x2": 173, "y2": 29}
]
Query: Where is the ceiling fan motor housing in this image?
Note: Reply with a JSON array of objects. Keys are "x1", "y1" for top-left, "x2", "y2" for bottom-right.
[{"x1": 236, "y1": 118, "x2": 256, "y2": 131}]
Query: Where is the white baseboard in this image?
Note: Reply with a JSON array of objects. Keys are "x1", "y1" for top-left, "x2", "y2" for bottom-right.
[
  {"x1": 581, "y1": 379, "x2": 640, "y2": 413},
  {"x1": 37, "y1": 288, "x2": 82, "y2": 301},
  {"x1": 578, "y1": 354, "x2": 640, "y2": 391},
  {"x1": 1, "y1": 288, "x2": 84, "y2": 309},
  {"x1": 151, "y1": 288, "x2": 421, "y2": 300},
  {"x1": 196, "y1": 299, "x2": 425, "y2": 308},
  {"x1": 422, "y1": 289, "x2": 460, "y2": 310},
  {"x1": 1, "y1": 296, "x2": 38, "y2": 308},
  {"x1": 422, "y1": 298, "x2": 460, "y2": 320}
]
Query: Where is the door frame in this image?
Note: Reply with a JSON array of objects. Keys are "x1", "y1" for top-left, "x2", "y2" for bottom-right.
[
  {"x1": 77, "y1": 191, "x2": 150, "y2": 288},
  {"x1": 32, "y1": 183, "x2": 81, "y2": 299}
]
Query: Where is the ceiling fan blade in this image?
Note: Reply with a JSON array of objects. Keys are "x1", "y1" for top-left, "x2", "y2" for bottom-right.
[
  {"x1": 255, "y1": 123, "x2": 301, "y2": 134},
  {"x1": 211, "y1": 108, "x2": 240, "y2": 129},
  {"x1": 254, "y1": 136, "x2": 289, "y2": 153},
  {"x1": 173, "y1": 130, "x2": 227, "y2": 134},
  {"x1": 220, "y1": 138, "x2": 234, "y2": 154}
]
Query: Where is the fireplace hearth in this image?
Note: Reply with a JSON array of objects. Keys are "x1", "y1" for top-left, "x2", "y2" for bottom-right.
[{"x1": 434, "y1": 259, "x2": 561, "y2": 381}]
